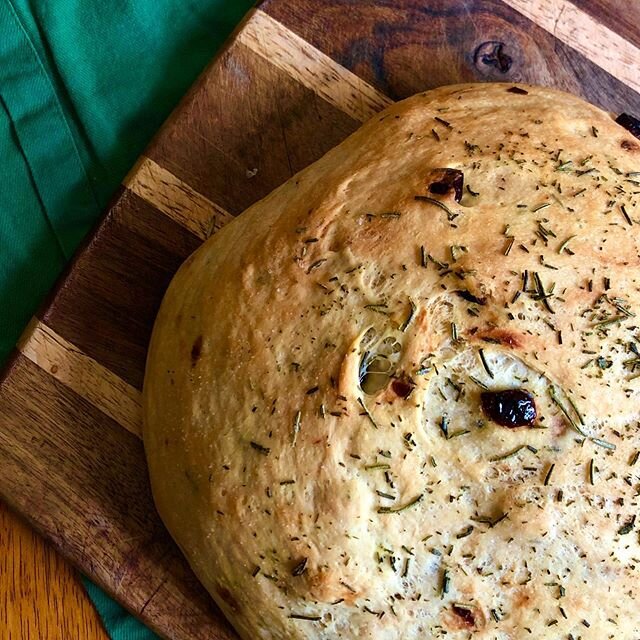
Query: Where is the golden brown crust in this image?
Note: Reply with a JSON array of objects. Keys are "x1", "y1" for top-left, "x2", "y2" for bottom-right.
[{"x1": 143, "y1": 83, "x2": 640, "y2": 639}]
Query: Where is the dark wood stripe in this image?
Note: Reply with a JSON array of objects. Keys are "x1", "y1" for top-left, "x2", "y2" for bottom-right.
[
  {"x1": 261, "y1": 0, "x2": 640, "y2": 113},
  {"x1": 568, "y1": 0, "x2": 640, "y2": 51},
  {"x1": 146, "y1": 38, "x2": 361, "y2": 217},
  {"x1": 0, "y1": 355, "x2": 233, "y2": 639},
  {"x1": 41, "y1": 189, "x2": 202, "y2": 390}
]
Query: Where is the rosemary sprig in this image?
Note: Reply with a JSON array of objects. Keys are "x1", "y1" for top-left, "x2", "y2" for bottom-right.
[
  {"x1": 489, "y1": 445, "x2": 537, "y2": 462},
  {"x1": 292, "y1": 410, "x2": 301, "y2": 446},
  {"x1": 358, "y1": 397, "x2": 378, "y2": 429},
  {"x1": 504, "y1": 236, "x2": 515, "y2": 256},
  {"x1": 439, "y1": 415, "x2": 449, "y2": 438},
  {"x1": 471, "y1": 512, "x2": 508, "y2": 527},
  {"x1": 558, "y1": 235, "x2": 576, "y2": 254},
  {"x1": 307, "y1": 259, "x2": 327, "y2": 274},
  {"x1": 440, "y1": 568, "x2": 450, "y2": 597},
  {"x1": 479, "y1": 349, "x2": 494, "y2": 379},
  {"x1": 590, "y1": 437, "x2": 616, "y2": 451},
  {"x1": 289, "y1": 613, "x2": 321, "y2": 621},
  {"x1": 549, "y1": 386, "x2": 588, "y2": 438},
  {"x1": 378, "y1": 493, "x2": 423, "y2": 514},
  {"x1": 434, "y1": 116, "x2": 452, "y2": 129},
  {"x1": 618, "y1": 516, "x2": 636, "y2": 535},
  {"x1": 420, "y1": 245, "x2": 427, "y2": 268},
  {"x1": 250, "y1": 441, "x2": 271, "y2": 455},
  {"x1": 415, "y1": 195, "x2": 457, "y2": 220},
  {"x1": 543, "y1": 463, "x2": 555, "y2": 486},
  {"x1": 567, "y1": 395, "x2": 585, "y2": 425},
  {"x1": 291, "y1": 558, "x2": 308, "y2": 576},
  {"x1": 448, "y1": 429, "x2": 471, "y2": 439},
  {"x1": 469, "y1": 375, "x2": 488, "y2": 390},
  {"x1": 594, "y1": 315, "x2": 627, "y2": 328},
  {"x1": 533, "y1": 271, "x2": 555, "y2": 314},
  {"x1": 401, "y1": 298, "x2": 417, "y2": 332}
]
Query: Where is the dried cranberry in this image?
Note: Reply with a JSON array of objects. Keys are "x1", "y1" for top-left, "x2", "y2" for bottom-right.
[
  {"x1": 480, "y1": 389, "x2": 537, "y2": 428},
  {"x1": 391, "y1": 377, "x2": 414, "y2": 399},
  {"x1": 427, "y1": 168, "x2": 464, "y2": 202},
  {"x1": 452, "y1": 605, "x2": 476, "y2": 628}
]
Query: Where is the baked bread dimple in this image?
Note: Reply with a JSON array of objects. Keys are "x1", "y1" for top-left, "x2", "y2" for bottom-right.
[{"x1": 142, "y1": 83, "x2": 640, "y2": 639}]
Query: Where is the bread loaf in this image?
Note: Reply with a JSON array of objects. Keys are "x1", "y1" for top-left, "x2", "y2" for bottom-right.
[{"x1": 143, "y1": 83, "x2": 640, "y2": 639}]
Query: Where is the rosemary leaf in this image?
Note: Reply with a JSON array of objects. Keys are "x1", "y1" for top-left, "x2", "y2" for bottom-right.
[{"x1": 378, "y1": 494, "x2": 423, "y2": 514}]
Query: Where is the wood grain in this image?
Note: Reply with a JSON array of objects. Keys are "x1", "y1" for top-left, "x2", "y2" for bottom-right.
[
  {"x1": 237, "y1": 10, "x2": 392, "y2": 122},
  {"x1": 18, "y1": 318, "x2": 142, "y2": 438},
  {"x1": 124, "y1": 156, "x2": 233, "y2": 240},
  {"x1": 146, "y1": 31, "x2": 361, "y2": 217},
  {"x1": 0, "y1": 1, "x2": 637, "y2": 639},
  {"x1": 42, "y1": 189, "x2": 201, "y2": 391},
  {"x1": 0, "y1": 502, "x2": 109, "y2": 640},
  {"x1": 505, "y1": 0, "x2": 640, "y2": 94},
  {"x1": 0, "y1": 355, "x2": 236, "y2": 639},
  {"x1": 575, "y1": 0, "x2": 640, "y2": 49},
  {"x1": 262, "y1": 0, "x2": 640, "y2": 113}
]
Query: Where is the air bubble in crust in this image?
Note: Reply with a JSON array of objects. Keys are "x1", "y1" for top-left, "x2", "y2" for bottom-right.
[{"x1": 359, "y1": 330, "x2": 403, "y2": 395}]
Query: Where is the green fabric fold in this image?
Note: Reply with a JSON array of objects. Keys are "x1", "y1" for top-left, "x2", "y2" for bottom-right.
[{"x1": 0, "y1": 0, "x2": 252, "y2": 636}]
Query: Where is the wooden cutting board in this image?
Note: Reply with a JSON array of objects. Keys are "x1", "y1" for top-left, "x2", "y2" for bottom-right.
[{"x1": 0, "y1": 1, "x2": 638, "y2": 638}]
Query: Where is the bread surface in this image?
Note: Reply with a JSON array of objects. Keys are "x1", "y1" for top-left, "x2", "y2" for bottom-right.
[{"x1": 143, "y1": 83, "x2": 640, "y2": 639}]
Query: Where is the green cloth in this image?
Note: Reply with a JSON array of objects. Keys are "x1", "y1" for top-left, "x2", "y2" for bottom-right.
[
  {"x1": 84, "y1": 580, "x2": 161, "y2": 640},
  {"x1": 0, "y1": 0, "x2": 251, "y2": 636}
]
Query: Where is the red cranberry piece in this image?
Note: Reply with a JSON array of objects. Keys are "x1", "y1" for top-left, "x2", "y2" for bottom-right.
[
  {"x1": 452, "y1": 605, "x2": 476, "y2": 628},
  {"x1": 480, "y1": 389, "x2": 537, "y2": 428},
  {"x1": 391, "y1": 377, "x2": 415, "y2": 399},
  {"x1": 427, "y1": 168, "x2": 464, "y2": 202}
]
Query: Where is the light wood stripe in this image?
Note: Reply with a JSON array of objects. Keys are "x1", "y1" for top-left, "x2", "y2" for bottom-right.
[
  {"x1": 506, "y1": 0, "x2": 640, "y2": 95},
  {"x1": 17, "y1": 319, "x2": 142, "y2": 438},
  {"x1": 124, "y1": 156, "x2": 234, "y2": 240},
  {"x1": 237, "y1": 10, "x2": 393, "y2": 122}
]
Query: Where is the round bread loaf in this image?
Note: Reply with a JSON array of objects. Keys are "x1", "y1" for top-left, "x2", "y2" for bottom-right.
[{"x1": 143, "y1": 83, "x2": 640, "y2": 639}]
